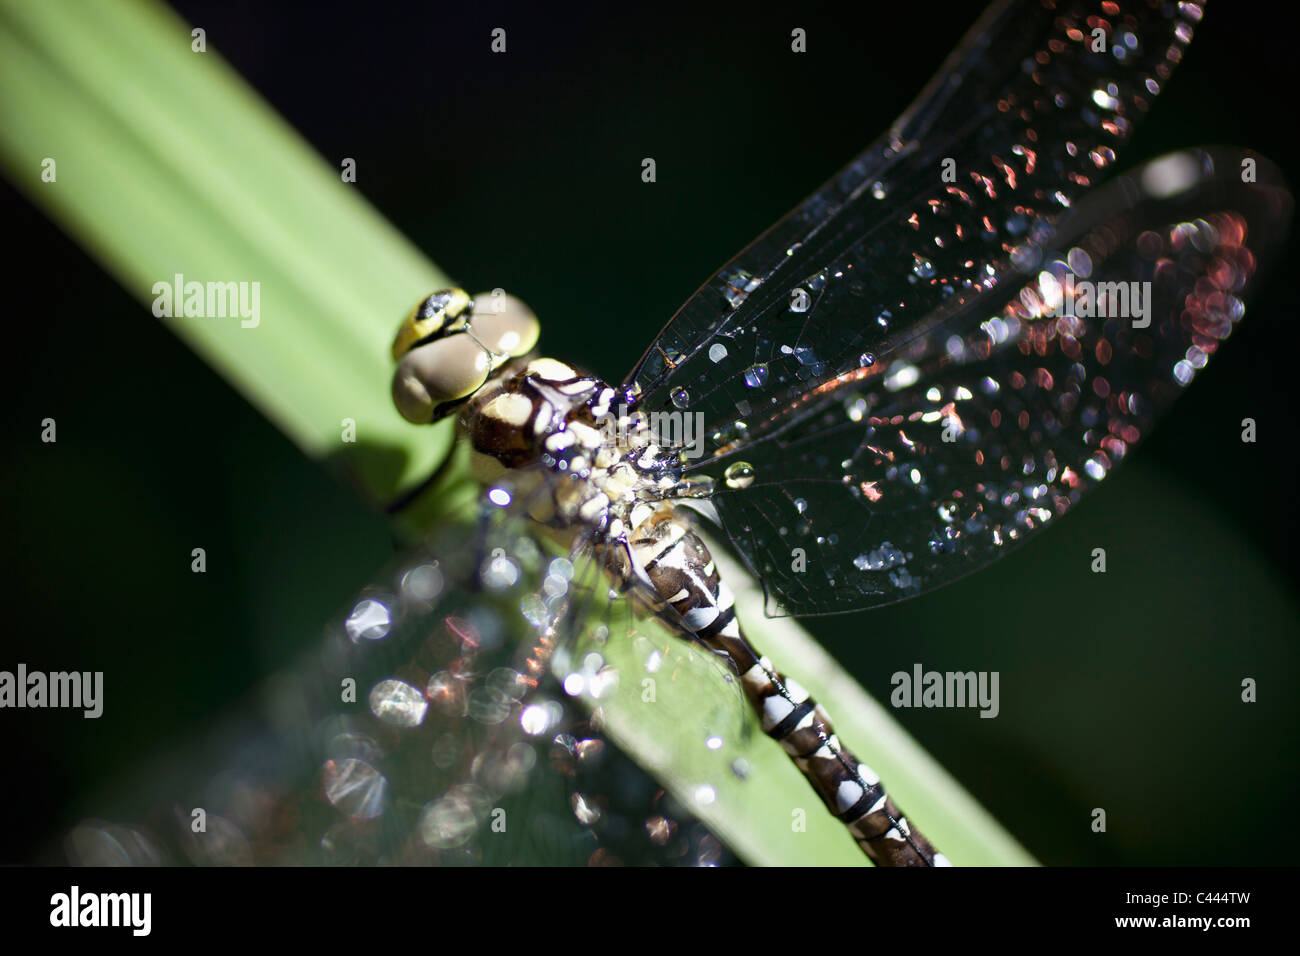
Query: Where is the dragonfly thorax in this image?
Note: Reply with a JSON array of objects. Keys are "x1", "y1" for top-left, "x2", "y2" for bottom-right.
[{"x1": 462, "y1": 356, "x2": 675, "y2": 535}]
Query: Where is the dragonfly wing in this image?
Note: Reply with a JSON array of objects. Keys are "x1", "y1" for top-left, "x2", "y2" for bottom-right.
[
  {"x1": 63, "y1": 469, "x2": 748, "y2": 865},
  {"x1": 625, "y1": 0, "x2": 1204, "y2": 457},
  {"x1": 687, "y1": 149, "x2": 1290, "y2": 615},
  {"x1": 65, "y1": 476, "x2": 558, "y2": 864}
]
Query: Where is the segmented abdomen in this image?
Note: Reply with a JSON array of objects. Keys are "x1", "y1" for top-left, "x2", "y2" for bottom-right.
[{"x1": 625, "y1": 506, "x2": 948, "y2": 867}]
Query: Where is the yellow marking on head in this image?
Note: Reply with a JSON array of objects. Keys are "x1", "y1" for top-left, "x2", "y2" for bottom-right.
[{"x1": 391, "y1": 288, "x2": 472, "y2": 360}]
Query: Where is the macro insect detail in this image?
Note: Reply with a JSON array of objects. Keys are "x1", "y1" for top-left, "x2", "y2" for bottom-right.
[
  {"x1": 62, "y1": 0, "x2": 1290, "y2": 867},
  {"x1": 369, "y1": 0, "x2": 1288, "y2": 866},
  {"x1": 391, "y1": 289, "x2": 948, "y2": 865}
]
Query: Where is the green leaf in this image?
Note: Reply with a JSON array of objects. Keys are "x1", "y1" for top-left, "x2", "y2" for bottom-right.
[{"x1": 0, "y1": 0, "x2": 1034, "y2": 865}]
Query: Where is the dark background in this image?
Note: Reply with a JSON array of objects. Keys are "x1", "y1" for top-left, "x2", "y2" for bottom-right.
[{"x1": 3, "y1": 0, "x2": 1297, "y2": 865}]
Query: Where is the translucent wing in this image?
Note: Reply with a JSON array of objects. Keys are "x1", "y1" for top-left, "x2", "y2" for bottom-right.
[
  {"x1": 688, "y1": 150, "x2": 1291, "y2": 615},
  {"x1": 626, "y1": 0, "x2": 1202, "y2": 455},
  {"x1": 63, "y1": 472, "x2": 743, "y2": 866}
]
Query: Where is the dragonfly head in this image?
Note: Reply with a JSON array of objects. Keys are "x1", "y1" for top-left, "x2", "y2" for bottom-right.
[{"x1": 391, "y1": 288, "x2": 540, "y2": 423}]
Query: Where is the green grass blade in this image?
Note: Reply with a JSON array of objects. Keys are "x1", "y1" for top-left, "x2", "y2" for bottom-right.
[{"x1": 0, "y1": 0, "x2": 458, "y2": 511}]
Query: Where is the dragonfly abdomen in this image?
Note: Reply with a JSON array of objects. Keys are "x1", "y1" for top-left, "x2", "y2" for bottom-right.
[{"x1": 625, "y1": 503, "x2": 947, "y2": 866}]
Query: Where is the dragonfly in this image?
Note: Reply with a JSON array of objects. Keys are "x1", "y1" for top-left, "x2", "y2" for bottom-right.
[{"x1": 65, "y1": 0, "x2": 1290, "y2": 866}]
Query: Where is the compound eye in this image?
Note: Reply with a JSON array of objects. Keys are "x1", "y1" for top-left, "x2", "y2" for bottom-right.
[
  {"x1": 391, "y1": 333, "x2": 492, "y2": 423},
  {"x1": 467, "y1": 292, "x2": 540, "y2": 358},
  {"x1": 391, "y1": 287, "x2": 473, "y2": 360}
]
